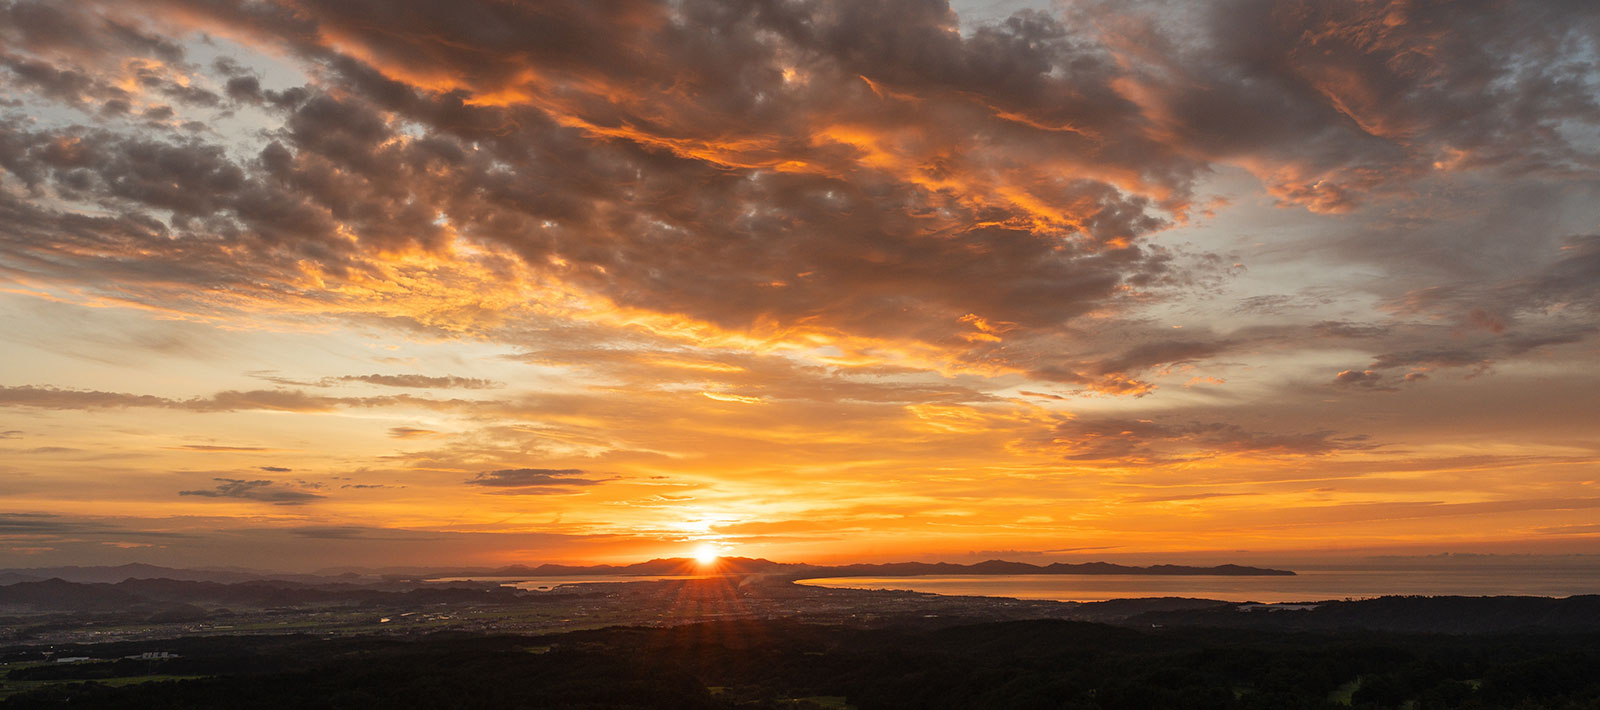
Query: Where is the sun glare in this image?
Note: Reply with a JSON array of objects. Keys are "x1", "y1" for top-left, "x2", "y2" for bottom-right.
[{"x1": 693, "y1": 544, "x2": 719, "y2": 565}]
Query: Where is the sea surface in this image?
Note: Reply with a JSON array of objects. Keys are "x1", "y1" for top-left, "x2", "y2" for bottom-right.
[{"x1": 793, "y1": 564, "x2": 1600, "y2": 603}]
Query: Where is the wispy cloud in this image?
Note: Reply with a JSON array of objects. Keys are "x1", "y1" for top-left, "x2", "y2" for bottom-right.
[
  {"x1": 177, "y1": 478, "x2": 324, "y2": 505},
  {"x1": 465, "y1": 468, "x2": 606, "y2": 495},
  {"x1": 0, "y1": 385, "x2": 483, "y2": 412},
  {"x1": 336, "y1": 374, "x2": 501, "y2": 389}
]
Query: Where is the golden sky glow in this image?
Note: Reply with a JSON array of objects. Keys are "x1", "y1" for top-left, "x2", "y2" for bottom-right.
[{"x1": 1, "y1": 0, "x2": 1598, "y2": 571}]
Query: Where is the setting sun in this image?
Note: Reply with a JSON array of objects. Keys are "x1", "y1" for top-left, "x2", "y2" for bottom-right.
[{"x1": 694, "y1": 545, "x2": 720, "y2": 566}]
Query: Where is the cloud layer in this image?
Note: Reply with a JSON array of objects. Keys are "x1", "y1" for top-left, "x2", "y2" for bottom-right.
[{"x1": 0, "y1": 0, "x2": 1597, "y2": 567}]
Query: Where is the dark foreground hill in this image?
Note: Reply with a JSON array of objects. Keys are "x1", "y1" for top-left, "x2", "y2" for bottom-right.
[
  {"x1": 1130, "y1": 594, "x2": 1600, "y2": 634},
  {"x1": 6, "y1": 618, "x2": 1600, "y2": 709}
]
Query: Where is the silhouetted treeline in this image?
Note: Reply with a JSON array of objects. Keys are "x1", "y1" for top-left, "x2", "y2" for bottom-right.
[
  {"x1": 1131, "y1": 594, "x2": 1600, "y2": 633},
  {"x1": 7, "y1": 619, "x2": 1600, "y2": 709}
]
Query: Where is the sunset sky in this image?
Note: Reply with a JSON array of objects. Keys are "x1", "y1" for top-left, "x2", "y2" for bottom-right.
[{"x1": 1, "y1": 0, "x2": 1597, "y2": 571}]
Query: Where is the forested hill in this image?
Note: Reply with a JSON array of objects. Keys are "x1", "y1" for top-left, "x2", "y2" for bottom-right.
[{"x1": 8, "y1": 618, "x2": 1600, "y2": 708}]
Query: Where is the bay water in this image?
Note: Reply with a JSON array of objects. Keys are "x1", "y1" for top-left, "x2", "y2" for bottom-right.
[{"x1": 793, "y1": 562, "x2": 1600, "y2": 603}]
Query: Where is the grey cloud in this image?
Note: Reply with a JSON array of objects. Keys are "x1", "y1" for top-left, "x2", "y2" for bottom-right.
[
  {"x1": 465, "y1": 467, "x2": 603, "y2": 494},
  {"x1": 0, "y1": 385, "x2": 171, "y2": 409},
  {"x1": 1127, "y1": 491, "x2": 1252, "y2": 503},
  {"x1": 0, "y1": 55, "x2": 99, "y2": 104},
  {"x1": 990, "y1": 325, "x2": 1275, "y2": 395},
  {"x1": 234, "y1": 525, "x2": 436, "y2": 541},
  {"x1": 1094, "y1": 339, "x2": 1231, "y2": 375},
  {"x1": 0, "y1": 121, "x2": 352, "y2": 297},
  {"x1": 224, "y1": 74, "x2": 262, "y2": 102},
  {"x1": 1312, "y1": 321, "x2": 1390, "y2": 339},
  {"x1": 1339, "y1": 324, "x2": 1597, "y2": 386},
  {"x1": 1052, "y1": 417, "x2": 1373, "y2": 464},
  {"x1": 0, "y1": 386, "x2": 332, "y2": 411},
  {"x1": 211, "y1": 56, "x2": 249, "y2": 77},
  {"x1": 286, "y1": 525, "x2": 370, "y2": 539},
  {"x1": 1232, "y1": 294, "x2": 1297, "y2": 315},
  {"x1": 337, "y1": 374, "x2": 501, "y2": 389},
  {"x1": 1332, "y1": 369, "x2": 1394, "y2": 392},
  {"x1": 1507, "y1": 234, "x2": 1600, "y2": 314},
  {"x1": 246, "y1": 372, "x2": 501, "y2": 390},
  {"x1": 1325, "y1": 234, "x2": 1600, "y2": 387},
  {"x1": 155, "y1": 78, "x2": 220, "y2": 108},
  {"x1": 0, "y1": 511, "x2": 103, "y2": 535},
  {"x1": 0, "y1": 511, "x2": 190, "y2": 539},
  {"x1": 1369, "y1": 348, "x2": 1495, "y2": 372},
  {"x1": 2, "y1": 0, "x2": 183, "y2": 62},
  {"x1": 0, "y1": 512, "x2": 612, "y2": 569},
  {"x1": 0, "y1": 0, "x2": 1593, "y2": 402},
  {"x1": 1092, "y1": 0, "x2": 1600, "y2": 211},
  {"x1": 245, "y1": 371, "x2": 317, "y2": 386},
  {"x1": 517, "y1": 346, "x2": 993, "y2": 405},
  {"x1": 199, "y1": 389, "x2": 338, "y2": 411},
  {"x1": 177, "y1": 478, "x2": 323, "y2": 505},
  {"x1": 0, "y1": 0, "x2": 1209, "y2": 369},
  {"x1": 0, "y1": 384, "x2": 485, "y2": 412},
  {"x1": 281, "y1": 525, "x2": 433, "y2": 540}
]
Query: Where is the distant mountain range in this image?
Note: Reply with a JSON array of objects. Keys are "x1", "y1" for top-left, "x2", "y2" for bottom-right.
[
  {"x1": 0, "y1": 563, "x2": 346, "y2": 586},
  {"x1": 0, "y1": 558, "x2": 1293, "y2": 587},
  {"x1": 0, "y1": 576, "x2": 532, "y2": 614},
  {"x1": 432, "y1": 557, "x2": 1296, "y2": 579}
]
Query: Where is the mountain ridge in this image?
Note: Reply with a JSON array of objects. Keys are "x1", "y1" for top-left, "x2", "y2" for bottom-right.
[
  {"x1": 448, "y1": 556, "x2": 1296, "y2": 579},
  {"x1": 0, "y1": 558, "x2": 1295, "y2": 586}
]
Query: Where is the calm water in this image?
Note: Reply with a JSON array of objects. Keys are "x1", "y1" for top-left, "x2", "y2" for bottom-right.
[{"x1": 794, "y1": 565, "x2": 1600, "y2": 603}]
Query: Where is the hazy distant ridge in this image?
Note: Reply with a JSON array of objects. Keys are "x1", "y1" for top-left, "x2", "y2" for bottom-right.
[
  {"x1": 0, "y1": 558, "x2": 1294, "y2": 587},
  {"x1": 467, "y1": 557, "x2": 1296, "y2": 578}
]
